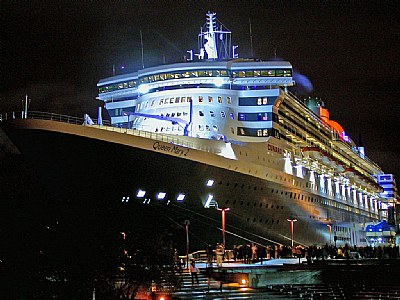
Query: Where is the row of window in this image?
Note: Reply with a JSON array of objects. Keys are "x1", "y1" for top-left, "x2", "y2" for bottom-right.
[
  {"x1": 139, "y1": 68, "x2": 292, "y2": 84},
  {"x1": 98, "y1": 68, "x2": 292, "y2": 93}
]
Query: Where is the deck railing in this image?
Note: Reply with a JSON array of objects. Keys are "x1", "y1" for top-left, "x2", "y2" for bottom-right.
[
  {"x1": 0, "y1": 111, "x2": 111, "y2": 126},
  {"x1": 0, "y1": 111, "x2": 221, "y2": 154}
]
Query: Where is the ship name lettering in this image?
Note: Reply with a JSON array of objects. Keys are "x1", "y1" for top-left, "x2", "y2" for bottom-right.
[
  {"x1": 153, "y1": 142, "x2": 189, "y2": 157},
  {"x1": 267, "y1": 143, "x2": 283, "y2": 154}
]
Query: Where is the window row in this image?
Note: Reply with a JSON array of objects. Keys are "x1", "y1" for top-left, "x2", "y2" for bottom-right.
[
  {"x1": 198, "y1": 110, "x2": 234, "y2": 119},
  {"x1": 98, "y1": 68, "x2": 292, "y2": 93}
]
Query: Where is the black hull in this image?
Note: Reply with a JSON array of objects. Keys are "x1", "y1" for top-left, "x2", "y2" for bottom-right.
[{"x1": 2, "y1": 122, "x2": 377, "y2": 252}]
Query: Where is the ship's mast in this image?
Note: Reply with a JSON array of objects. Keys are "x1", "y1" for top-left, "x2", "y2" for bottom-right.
[
  {"x1": 193, "y1": 12, "x2": 236, "y2": 61},
  {"x1": 204, "y1": 12, "x2": 218, "y2": 59}
]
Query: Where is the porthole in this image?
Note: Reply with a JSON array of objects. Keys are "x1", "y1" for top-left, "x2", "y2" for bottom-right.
[
  {"x1": 259, "y1": 203, "x2": 263, "y2": 207},
  {"x1": 234, "y1": 183, "x2": 238, "y2": 187},
  {"x1": 225, "y1": 200, "x2": 229, "y2": 204},
  {"x1": 254, "y1": 187, "x2": 257, "y2": 190},
  {"x1": 240, "y1": 201, "x2": 244, "y2": 205},
  {"x1": 259, "y1": 219, "x2": 263, "y2": 223},
  {"x1": 253, "y1": 218, "x2": 256, "y2": 222},
  {"x1": 266, "y1": 204, "x2": 269, "y2": 208},
  {"x1": 271, "y1": 205, "x2": 274, "y2": 208},
  {"x1": 276, "y1": 220, "x2": 280, "y2": 224},
  {"x1": 233, "y1": 200, "x2": 237, "y2": 204},
  {"x1": 253, "y1": 203, "x2": 256, "y2": 207},
  {"x1": 247, "y1": 218, "x2": 250, "y2": 222},
  {"x1": 247, "y1": 202, "x2": 250, "y2": 206},
  {"x1": 271, "y1": 189, "x2": 274, "y2": 193},
  {"x1": 265, "y1": 219, "x2": 269, "y2": 223}
]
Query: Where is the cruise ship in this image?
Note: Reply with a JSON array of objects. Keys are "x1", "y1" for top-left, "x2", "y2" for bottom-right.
[{"x1": 2, "y1": 12, "x2": 398, "y2": 250}]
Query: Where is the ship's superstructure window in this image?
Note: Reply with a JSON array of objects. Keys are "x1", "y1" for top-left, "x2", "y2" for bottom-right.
[
  {"x1": 239, "y1": 97, "x2": 276, "y2": 106},
  {"x1": 238, "y1": 112, "x2": 271, "y2": 121},
  {"x1": 237, "y1": 127, "x2": 269, "y2": 137},
  {"x1": 199, "y1": 96, "x2": 203, "y2": 102},
  {"x1": 227, "y1": 96, "x2": 232, "y2": 104},
  {"x1": 208, "y1": 96, "x2": 213, "y2": 103}
]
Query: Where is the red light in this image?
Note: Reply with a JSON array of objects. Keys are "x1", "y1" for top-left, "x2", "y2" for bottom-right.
[{"x1": 159, "y1": 297, "x2": 166, "y2": 300}]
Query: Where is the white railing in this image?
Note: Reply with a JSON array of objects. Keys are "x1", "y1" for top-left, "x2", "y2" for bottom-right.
[
  {"x1": 0, "y1": 111, "x2": 110, "y2": 126},
  {"x1": 1, "y1": 111, "x2": 221, "y2": 155}
]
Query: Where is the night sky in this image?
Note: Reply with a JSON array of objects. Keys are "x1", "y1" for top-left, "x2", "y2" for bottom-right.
[{"x1": 1, "y1": 0, "x2": 399, "y2": 187}]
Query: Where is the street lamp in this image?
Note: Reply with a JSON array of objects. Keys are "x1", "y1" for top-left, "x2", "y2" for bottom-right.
[
  {"x1": 327, "y1": 224, "x2": 332, "y2": 245},
  {"x1": 184, "y1": 220, "x2": 190, "y2": 269},
  {"x1": 217, "y1": 207, "x2": 230, "y2": 247},
  {"x1": 287, "y1": 218, "x2": 297, "y2": 247}
]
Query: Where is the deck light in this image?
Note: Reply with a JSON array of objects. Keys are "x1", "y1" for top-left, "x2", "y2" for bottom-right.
[
  {"x1": 213, "y1": 77, "x2": 224, "y2": 87},
  {"x1": 137, "y1": 190, "x2": 146, "y2": 198},
  {"x1": 138, "y1": 84, "x2": 150, "y2": 94},
  {"x1": 157, "y1": 192, "x2": 166, "y2": 200},
  {"x1": 204, "y1": 194, "x2": 213, "y2": 208},
  {"x1": 176, "y1": 193, "x2": 186, "y2": 201},
  {"x1": 206, "y1": 179, "x2": 214, "y2": 187}
]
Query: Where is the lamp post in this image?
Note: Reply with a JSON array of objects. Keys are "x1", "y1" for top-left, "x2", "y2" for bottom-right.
[
  {"x1": 217, "y1": 207, "x2": 230, "y2": 247},
  {"x1": 184, "y1": 220, "x2": 190, "y2": 269},
  {"x1": 287, "y1": 218, "x2": 297, "y2": 247},
  {"x1": 327, "y1": 224, "x2": 332, "y2": 245}
]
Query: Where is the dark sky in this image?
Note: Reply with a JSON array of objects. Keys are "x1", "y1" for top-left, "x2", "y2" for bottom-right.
[{"x1": 1, "y1": 0, "x2": 399, "y2": 186}]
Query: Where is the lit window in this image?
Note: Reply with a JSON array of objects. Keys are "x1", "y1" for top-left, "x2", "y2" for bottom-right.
[
  {"x1": 257, "y1": 98, "x2": 262, "y2": 105},
  {"x1": 207, "y1": 179, "x2": 214, "y2": 186},
  {"x1": 218, "y1": 96, "x2": 222, "y2": 103},
  {"x1": 181, "y1": 97, "x2": 186, "y2": 103},
  {"x1": 157, "y1": 192, "x2": 166, "y2": 200},
  {"x1": 187, "y1": 97, "x2": 192, "y2": 102},
  {"x1": 176, "y1": 194, "x2": 185, "y2": 201},
  {"x1": 208, "y1": 96, "x2": 213, "y2": 103},
  {"x1": 137, "y1": 190, "x2": 146, "y2": 198},
  {"x1": 263, "y1": 98, "x2": 268, "y2": 105},
  {"x1": 199, "y1": 96, "x2": 203, "y2": 102},
  {"x1": 227, "y1": 97, "x2": 232, "y2": 104}
]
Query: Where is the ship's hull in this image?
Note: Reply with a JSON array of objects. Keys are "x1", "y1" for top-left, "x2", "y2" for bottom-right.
[{"x1": 2, "y1": 120, "x2": 377, "y2": 251}]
